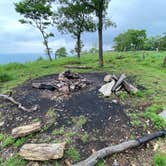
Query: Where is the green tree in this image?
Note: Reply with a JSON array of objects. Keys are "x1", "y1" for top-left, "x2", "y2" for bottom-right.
[
  {"x1": 54, "y1": 0, "x2": 96, "y2": 58},
  {"x1": 81, "y1": 0, "x2": 116, "y2": 67},
  {"x1": 55, "y1": 47, "x2": 67, "y2": 58},
  {"x1": 113, "y1": 29, "x2": 147, "y2": 51},
  {"x1": 15, "y1": 0, "x2": 54, "y2": 61}
]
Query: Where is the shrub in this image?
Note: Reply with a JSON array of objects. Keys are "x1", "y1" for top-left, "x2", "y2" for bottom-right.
[{"x1": 0, "y1": 73, "x2": 13, "y2": 82}]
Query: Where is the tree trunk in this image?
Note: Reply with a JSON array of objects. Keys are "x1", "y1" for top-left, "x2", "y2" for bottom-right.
[
  {"x1": 98, "y1": 1, "x2": 103, "y2": 67},
  {"x1": 40, "y1": 30, "x2": 52, "y2": 61},
  {"x1": 43, "y1": 38, "x2": 52, "y2": 61},
  {"x1": 76, "y1": 33, "x2": 81, "y2": 58}
]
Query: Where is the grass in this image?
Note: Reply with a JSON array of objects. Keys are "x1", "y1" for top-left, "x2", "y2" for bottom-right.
[
  {"x1": 143, "y1": 105, "x2": 166, "y2": 129},
  {"x1": 0, "y1": 51, "x2": 166, "y2": 164},
  {"x1": 154, "y1": 152, "x2": 166, "y2": 166},
  {"x1": 65, "y1": 147, "x2": 80, "y2": 162},
  {"x1": 0, "y1": 154, "x2": 27, "y2": 166},
  {"x1": 72, "y1": 115, "x2": 88, "y2": 128}
]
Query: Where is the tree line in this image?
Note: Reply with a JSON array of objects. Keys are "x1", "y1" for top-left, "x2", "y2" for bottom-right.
[
  {"x1": 113, "y1": 29, "x2": 166, "y2": 52},
  {"x1": 15, "y1": 0, "x2": 115, "y2": 67}
]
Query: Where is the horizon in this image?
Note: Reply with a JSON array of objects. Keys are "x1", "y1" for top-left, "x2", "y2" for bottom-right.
[{"x1": 0, "y1": 0, "x2": 166, "y2": 55}]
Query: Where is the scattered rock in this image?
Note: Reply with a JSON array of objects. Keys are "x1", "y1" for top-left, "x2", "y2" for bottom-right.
[
  {"x1": 99, "y1": 80, "x2": 116, "y2": 97},
  {"x1": 104, "y1": 74, "x2": 112, "y2": 82},
  {"x1": 0, "y1": 121, "x2": 4, "y2": 127},
  {"x1": 12, "y1": 122, "x2": 41, "y2": 138},
  {"x1": 19, "y1": 143, "x2": 66, "y2": 161},
  {"x1": 159, "y1": 109, "x2": 166, "y2": 119}
]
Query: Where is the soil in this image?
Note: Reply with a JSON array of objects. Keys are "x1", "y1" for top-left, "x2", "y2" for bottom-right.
[{"x1": 0, "y1": 73, "x2": 156, "y2": 166}]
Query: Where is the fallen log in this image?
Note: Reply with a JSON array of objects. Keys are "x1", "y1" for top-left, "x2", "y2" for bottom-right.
[
  {"x1": 32, "y1": 83, "x2": 57, "y2": 91},
  {"x1": 0, "y1": 94, "x2": 38, "y2": 112},
  {"x1": 19, "y1": 142, "x2": 66, "y2": 161},
  {"x1": 73, "y1": 130, "x2": 166, "y2": 166},
  {"x1": 112, "y1": 75, "x2": 138, "y2": 94},
  {"x1": 64, "y1": 65, "x2": 92, "y2": 69},
  {"x1": 12, "y1": 122, "x2": 42, "y2": 138},
  {"x1": 123, "y1": 81, "x2": 138, "y2": 94},
  {"x1": 112, "y1": 74, "x2": 126, "y2": 92}
]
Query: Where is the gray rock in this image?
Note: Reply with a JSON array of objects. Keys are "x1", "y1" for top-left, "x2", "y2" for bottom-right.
[
  {"x1": 104, "y1": 74, "x2": 112, "y2": 82},
  {"x1": 159, "y1": 110, "x2": 166, "y2": 119},
  {"x1": 99, "y1": 80, "x2": 116, "y2": 97},
  {"x1": 19, "y1": 143, "x2": 66, "y2": 161},
  {"x1": 0, "y1": 121, "x2": 4, "y2": 127}
]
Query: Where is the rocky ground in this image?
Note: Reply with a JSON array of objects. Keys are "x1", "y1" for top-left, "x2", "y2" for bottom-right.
[{"x1": 0, "y1": 72, "x2": 163, "y2": 166}]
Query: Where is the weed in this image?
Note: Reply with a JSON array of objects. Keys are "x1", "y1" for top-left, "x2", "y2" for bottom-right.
[
  {"x1": 143, "y1": 105, "x2": 166, "y2": 129},
  {"x1": 80, "y1": 133, "x2": 89, "y2": 143},
  {"x1": 153, "y1": 152, "x2": 166, "y2": 166},
  {"x1": 52, "y1": 126, "x2": 65, "y2": 136},
  {"x1": 47, "y1": 108, "x2": 56, "y2": 118},
  {"x1": 96, "y1": 159, "x2": 106, "y2": 166},
  {"x1": 1, "y1": 154, "x2": 27, "y2": 166},
  {"x1": 2, "y1": 136, "x2": 15, "y2": 148},
  {"x1": 0, "y1": 133, "x2": 5, "y2": 141},
  {"x1": 65, "y1": 147, "x2": 80, "y2": 162},
  {"x1": 13, "y1": 136, "x2": 30, "y2": 147},
  {"x1": 72, "y1": 115, "x2": 88, "y2": 128}
]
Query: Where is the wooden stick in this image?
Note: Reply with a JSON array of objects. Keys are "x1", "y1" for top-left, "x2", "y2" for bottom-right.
[
  {"x1": 64, "y1": 65, "x2": 92, "y2": 69},
  {"x1": 0, "y1": 94, "x2": 38, "y2": 112},
  {"x1": 112, "y1": 74, "x2": 126, "y2": 92},
  {"x1": 73, "y1": 130, "x2": 166, "y2": 166}
]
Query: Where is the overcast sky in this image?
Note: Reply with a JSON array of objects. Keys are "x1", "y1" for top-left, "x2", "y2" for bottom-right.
[{"x1": 0, "y1": 0, "x2": 165, "y2": 54}]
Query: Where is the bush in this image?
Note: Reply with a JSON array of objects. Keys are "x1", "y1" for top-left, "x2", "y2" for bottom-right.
[
  {"x1": 0, "y1": 73, "x2": 13, "y2": 82},
  {"x1": 4, "y1": 63, "x2": 26, "y2": 70}
]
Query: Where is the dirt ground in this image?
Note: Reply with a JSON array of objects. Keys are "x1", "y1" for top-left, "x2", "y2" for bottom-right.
[{"x1": 0, "y1": 73, "x2": 157, "y2": 166}]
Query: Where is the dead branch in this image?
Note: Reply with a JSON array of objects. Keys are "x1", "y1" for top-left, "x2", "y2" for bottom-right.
[
  {"x1": 64, "y1": 65, "x2": 92, "y2": 69},
  {"x1": 0, "y1": 94, "x2": 38, "y2": 112},
  {"x1": 73, "y1": 130, "x2": 166, "y2": 166},
  {"x1": 112, "y1": 74, "x2": 126, "y2": 92}
]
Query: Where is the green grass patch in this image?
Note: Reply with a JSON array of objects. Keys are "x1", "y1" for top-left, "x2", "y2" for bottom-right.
[
  {"x1": 154, "y1": 152, "x2": 166, "y2": 166},
  {"x1": 65, "y1": 147, "x2": 80, "y2": 162},
  {"x1": 143, "y1": 105, "x2": 166, "y2": 129},
  {"x1": 0, "y1": 154, "x2": 27, "y2": 166},
  {"x1": 0, "y1": 73, "x2": 13, "y2": 82}
]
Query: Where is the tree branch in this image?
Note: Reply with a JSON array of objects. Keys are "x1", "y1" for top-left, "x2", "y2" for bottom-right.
[{"x1": 0, "y1": 94, "x2": 38, "y2": 112}]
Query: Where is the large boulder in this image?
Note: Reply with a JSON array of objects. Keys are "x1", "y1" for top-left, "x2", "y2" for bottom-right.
[{"x1": 19, "y1": 143, "x2": 66, "y2": 161}]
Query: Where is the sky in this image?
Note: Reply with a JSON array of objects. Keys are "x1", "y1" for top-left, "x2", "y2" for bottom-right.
[{"x1": 0, "y1": 0, "x2": 166, "y2": 54}]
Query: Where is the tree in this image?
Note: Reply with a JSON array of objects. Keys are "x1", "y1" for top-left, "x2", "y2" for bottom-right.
[
  {"x1": 54, "y1": 0, "x2": 96, "y2": 58},
  {"x1": 80, "y1": 0, "x2": 116, "y2": 67},
  {"x1": 113, "y1": 29, "x2": 147, "y2": 51},
  {"x1": 55, "y1": 47, "x2": 67, "y2": 58},
  {"x1": 15, "y1": 0, "x2": 54, "y2": 61}
]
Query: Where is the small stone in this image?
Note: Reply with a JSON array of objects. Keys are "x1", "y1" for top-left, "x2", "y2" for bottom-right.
[
  {"x1": 0, "y1": 121, "x2": 4, "y2": 127},
  {"x1": 59, "y1": 86, "x2": 70, "y2": 94},
  {"x1": 104, "y1": 74, "x2": 112, "y2": 82},
  {"x1": 159, "y1": 109, "x2": 166, "y2": 119}
]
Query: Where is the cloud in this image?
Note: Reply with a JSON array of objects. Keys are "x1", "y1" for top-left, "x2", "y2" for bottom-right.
[{"x1": 0, "y1": 0, "x2": 166, "y2": 54}]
